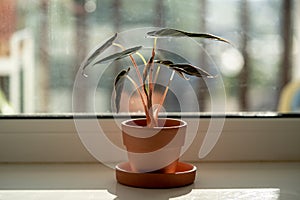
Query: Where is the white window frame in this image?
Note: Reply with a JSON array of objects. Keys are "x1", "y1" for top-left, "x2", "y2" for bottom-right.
[{"x1": 0, "y1": 113, "x2": 299, "y2": 163}]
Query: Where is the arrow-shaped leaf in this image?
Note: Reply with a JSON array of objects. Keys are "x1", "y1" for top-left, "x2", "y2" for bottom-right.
[
  {"x1": 155, "y1": 60, "x2": 214, "y2": 79},
  {"x1": 82, "y1": 33, "x2": 117, "y2": 73},
  {"x1": 155, "y1": 60, "x2": 174, "y2": 66},
  {"x1": 147, "y1": 28, "x2": 230, "y2": 44},
  {"x1": 169, "y1": 64, "x2": 214, "y2": 78},
  {"x1": 114, "y1": 67, "x2": 130, "y2": 113},
  {"x1": 94, "y1": 46, "x2": 142, "y2": 65},
  {"x1": 154, "y1": 60, "x2": 189, "y2": 80}
]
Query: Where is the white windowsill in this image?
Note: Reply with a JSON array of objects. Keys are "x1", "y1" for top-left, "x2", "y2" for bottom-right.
[
  {"x1": 0, "y1": 113, "x2": 299, "y2": 163},
  {"x1": 0, "y1": 162, "x2": 299, "y2": 199},
  {"x1": 0, "y1": 113, "x2": 300, "y2": 199}
]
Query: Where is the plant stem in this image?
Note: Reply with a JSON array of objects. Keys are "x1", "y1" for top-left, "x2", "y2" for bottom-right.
[
  {"x1": 113, "y1": 43, "x2": 144, "y2": 88},
  {"x1": 148, "y1": 38, "x2": 158, "y2": 127},
  {"x1": 153, "y1": 65, "x2": 161, "y2": 87},
  {"x1": 148, "y1": 48, "x2": 155, "y2": 109},
  {"x1": 113, "y1": 42, "x2": 150, "y2": 122},
  {"x1": 154, "y1": 70, "x2": 175, "y2": 121},
  {"x1": 136, "y1": 52, "x2": 147, "y2": 66},
  {"x1": 126, "y1": 75, "x2": 150, "y2": 122}
]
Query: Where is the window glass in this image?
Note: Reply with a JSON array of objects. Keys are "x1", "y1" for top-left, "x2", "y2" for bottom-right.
[{"x1": 0, "y1": 0, "x2": 299, "y2": 114}]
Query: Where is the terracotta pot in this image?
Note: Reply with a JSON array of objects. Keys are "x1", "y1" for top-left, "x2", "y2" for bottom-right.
[{"x1": 121, "y1": 118, "x2": 187, "y2": 173}]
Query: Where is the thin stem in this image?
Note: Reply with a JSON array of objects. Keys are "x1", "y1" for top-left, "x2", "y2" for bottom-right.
[
  {"x1": 113, "y1": 43, "x2": 144, "y2": 87},
  {"x1": 113, "y1": 42, "x2": 149, "y2": 121},
  {"x1": 153, "y1": 65, "x2": 161, "y2": 86},
  {"x1": 154, "y1": 70, "x2": 175, "y2": 120},
  {"x1": 147, "y1": 38, "x2": 157, "y2": 126},
  {"x1": 112, "y1": 43, "x2": 125, "y2": 50},
  {"x1": 153, "y1": 37, "x2": 157, "y2": 49},
  {"x1": 136, "y1": 52, "x2": 147, "y2": 66},
  {"x1": 126, "y1": 75, "x2": 150, "y2": 123},
  {"x1": 148, "y1": 48, "x2": 155, "y2": 107}
]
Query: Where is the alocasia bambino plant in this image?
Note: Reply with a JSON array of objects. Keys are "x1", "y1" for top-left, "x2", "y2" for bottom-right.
[{"x1": 81, "y1": 28, "x2": 229, "y2": 127}]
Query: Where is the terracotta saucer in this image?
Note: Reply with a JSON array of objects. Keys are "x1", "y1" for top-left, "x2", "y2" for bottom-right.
[{"x1": 115, "y1": 162, "x2": 196, "y2": 189}]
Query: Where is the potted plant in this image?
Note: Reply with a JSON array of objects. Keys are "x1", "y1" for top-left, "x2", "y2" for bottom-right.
[{"x1": 81, "y1": 28, "x2": 229, "y2": 188}]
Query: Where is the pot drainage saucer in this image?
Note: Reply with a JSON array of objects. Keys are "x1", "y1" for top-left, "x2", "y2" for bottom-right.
[{"x1": 115, "y1": 162, "x2": 196, "y2": 188}]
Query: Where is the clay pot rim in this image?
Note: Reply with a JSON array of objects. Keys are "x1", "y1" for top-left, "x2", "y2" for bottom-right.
[
  {"x1": 121, "y1": 118, "x2": 187, "y2": 130},
  {"x1": 116, "y1": 162, "x2": 196, "y2": 175}
]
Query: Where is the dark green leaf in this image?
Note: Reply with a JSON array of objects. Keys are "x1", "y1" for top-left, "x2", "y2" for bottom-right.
[
  {"x1": 154, "y1": 60, "x2": 188, "y2": 80},
  {"x1": 147, "y1": 28, "x2": 230, "y2": 44},
  {"x1": 154, "y1": 60, "x2": 214, "y2": 79},
  {"x1": 169, "y1": 64, "x2": 214, "y2": 78},
  {"x1": 155, "y1": 60, "x2": 174, "y2": 66},
  {"x1": 172, "y1": 68, "x2": 189, "y2": 80},
  {"x1": 81, "y1": 33, "x2": 117, "y2": 74},
  {"x1": 94, "y1": 46, "x2": 142, "y2": 65},
  {"x1": 114, "y1": 67, "x2": 130, "y2": 112}
]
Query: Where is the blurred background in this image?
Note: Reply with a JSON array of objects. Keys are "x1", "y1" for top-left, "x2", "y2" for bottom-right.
[{"x1": 0, "y1": 0, "x2": 299, "y2": 114}]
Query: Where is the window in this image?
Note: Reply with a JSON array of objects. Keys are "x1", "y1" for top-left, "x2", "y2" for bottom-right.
[
  {"x1": 0, "y1": 0, "x2": 299, "y2": 164},
  {"x1": 0, "y1": 0, "x2": 299, "y2": 114}
]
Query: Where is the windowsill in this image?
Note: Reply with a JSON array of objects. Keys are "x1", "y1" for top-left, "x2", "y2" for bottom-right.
[
  {"x1": 0, "y1": 113, "x2": 300, "y2": 199},
  {"x1": 1, "y1": 113, "x2": 300, "y2": 163},
  {"x1": 1, "y1": 113, "x2": 300, "y2": 198},
  {"x1": 0, "y1": 162, "x2": 299, "y2": 199}
]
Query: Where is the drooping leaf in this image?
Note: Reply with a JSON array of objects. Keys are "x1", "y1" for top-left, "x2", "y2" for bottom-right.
[
  {"x1": 81, "y1": 33, "x2": 117, "y2": 74},
  {"x1": 147, "y1": 28, "x2": 230, "y2": 44},
  {"x1": 155, "y1": 60, "x2": 174, "y2": 66},
  {"x1": 155, "y1": 49, "x2": 191, "y2": 64},
  {"x1": 94, "y1": 46, "x2": 142, "y2": 65},
  {"x1": 154, "y1": 60, "x2": 188, "y2": 80},
  {"x1": 154, "y1": 60, "x2": 214, "y2": 79},
  {"x1": 114, "y1": 67, "x2": 130, "y2": 112},
  {"x1": 170, "y1": 67, "x2": 189, "y2": 80},
  {"x1": 169, "y1": 64, "x2": 214, "y2": 78},
  {"x1": 154, "y1": 50, "x2": 190, "y2": 80}
]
